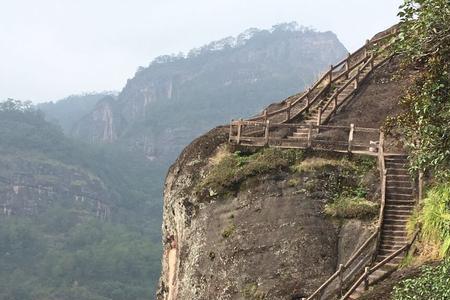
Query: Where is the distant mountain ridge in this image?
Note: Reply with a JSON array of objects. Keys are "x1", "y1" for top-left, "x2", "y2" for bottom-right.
[
  {"x1": 37, "y1": 92, "x2": 118, "y2": 134},
  {"x1": 70, "y1": 22, "x2": 348, "y2": 164}
]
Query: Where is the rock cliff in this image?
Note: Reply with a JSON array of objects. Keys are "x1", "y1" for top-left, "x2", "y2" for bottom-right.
[
  {"x1": 157, "y1": 127, "x2": 381, "y2": 299},
  {"x1": 156, "y1": 31, "x2": 418, "y2": 299}
]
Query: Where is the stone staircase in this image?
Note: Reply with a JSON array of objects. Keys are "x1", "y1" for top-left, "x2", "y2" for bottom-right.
[
  {"x1": 288, "y1": 62, "x2": 376, "y2": 142},
  {"x1": 347, "y1": 155, "x2": 415, "y2": 299}
]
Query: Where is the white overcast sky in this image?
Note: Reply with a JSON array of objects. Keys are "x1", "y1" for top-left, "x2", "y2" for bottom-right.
[{"x1": 0, "y1": 0, "x2": 403, "y2": 103}]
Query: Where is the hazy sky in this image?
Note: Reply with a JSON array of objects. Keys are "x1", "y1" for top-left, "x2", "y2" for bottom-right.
[{"x1": 0, "y1": 0, "x2": 403, "y2": 103}]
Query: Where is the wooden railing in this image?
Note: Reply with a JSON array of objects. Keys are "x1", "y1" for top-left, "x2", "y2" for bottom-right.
[
  {"x1": 340, "y1": 230, "x2": 420, "y2": 300},
  {"x1": 229, "y1": 120, "x2": 380, "y2": 154},
  {"x1": 374, "y1": 131, "x2": 387, "y2": 263},
  {"x1": 304, "y1": 230, "x2": 379, "y2": 300},
  {"x1": 247, "y1": 28, "x2": 396, "y2": 124}
]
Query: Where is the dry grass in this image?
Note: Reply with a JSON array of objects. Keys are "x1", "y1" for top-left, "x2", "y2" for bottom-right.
[{"x1": 291, "y1": 157, "x2": 351, "y2": 173}]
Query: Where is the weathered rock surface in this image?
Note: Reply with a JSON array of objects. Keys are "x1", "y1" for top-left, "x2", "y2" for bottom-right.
[
  {"x1": 0, "y1": 155, "x2": 110, "y2": 218},
  {"x1": 157, "y1": 127, "x2": 376, "y2": 299}
]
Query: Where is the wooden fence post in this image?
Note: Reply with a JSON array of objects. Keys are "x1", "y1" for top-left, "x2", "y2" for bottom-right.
[
  {"x1": 307, "y1": 88, "x2": 311, "y2": 108},
  {"x1": 263, "y1": 109, "x2": 268, "y2": 121},
  {"x1": 264, "y1": 120, "x2": 270, "y2": 146},
  {"x1": 364, "y1": 39, "x2": 370, "y2": 58},
  {"x1": 286, "y1": 101, "x2": 291, "y2": 121},
  {"x1": 317, "y1": 109, "x2": 322, "y2": 126},
  {"x1": 363, "y1": 267, "x2": 370, "y2": 290},
  {"x1": 333, "y1": 95, "x2": 338, "y2": 110},
  {"x1": 346, "y1": 52, "x2": 351, "y2": 78},
  {"x1": 236, "y1": 119, "x2": 242, "y2": 145},
  {"x1": 307, "y1": 124, "x2": 313, "y2": 148},
  {"x1": 228, "y1": 120, "x2": 234, "y2": 142},
  {"x1": 379, "y1": 131, "x2": 385, "y2": 152},
  {"x1": 338, "y1": 264, "x2": 344, "y2": 297},
  {"x1": 329, "y1": 65, "x2": 333, "y2": 83},
  {"x1": 354, "y1": 71, "x2": 359, "y2": 89},
  {"x1": 348, "y1": 123, "x2": 354, "y2": 153}
]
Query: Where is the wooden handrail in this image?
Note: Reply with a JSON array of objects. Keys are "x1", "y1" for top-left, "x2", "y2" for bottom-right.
[
  {"x1": 247, "y1": 30, "x2": 396, "y2": 123},
  {"x1": 374, "y1": 131, "x2": 386, "y2": 262},
  {"x1": 230, "y1": 120, "x2": 380, "y2": 133},
  {"x1": 305, "y1": 230, "x2": 378, "y2": 300},
  {"x1": 340, "y1": 230, "x2": 419, "y2": 300},
  {"x1": 320, "y1": 54, "x2": 374, "y2": 114}
]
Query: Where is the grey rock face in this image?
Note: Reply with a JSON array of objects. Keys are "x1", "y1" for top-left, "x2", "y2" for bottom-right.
[{"x1": 157, "y1": 127, "x2": 375, "y2": 300}]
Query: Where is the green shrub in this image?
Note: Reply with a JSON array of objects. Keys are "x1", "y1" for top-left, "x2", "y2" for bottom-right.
[
  {"x1": 200, "y1": 148, "x2": 304, "y2": 196},
  {"x1": 409, "y1": 183, "x2": 450, "y2": 258},
  {"x1": 391, "y1": 259, "x2": 450, "y2": 300},
  {"x1": 324, "y1": 197, "x2": 379, "y2": 219}
]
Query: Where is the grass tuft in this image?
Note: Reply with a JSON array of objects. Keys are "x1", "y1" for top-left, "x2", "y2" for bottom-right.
[
  {"x1": 199, "y1": 148, "x2": 304, "y2": 197},
  {"x1": 324, "y1": 196, "x2": 379, "y2": 219},
  {"x1": 409, "y1": 183, "x2": 450, "y2": 259}
]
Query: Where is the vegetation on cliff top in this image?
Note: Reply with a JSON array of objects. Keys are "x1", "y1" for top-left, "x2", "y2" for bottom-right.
[{"x1": 200, "y1": 146, "x2": 378, "y2": 219}]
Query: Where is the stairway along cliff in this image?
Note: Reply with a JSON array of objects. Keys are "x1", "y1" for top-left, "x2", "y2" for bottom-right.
[{"x1": 157, "y1": 26, "x2": 418, "y2": 300}]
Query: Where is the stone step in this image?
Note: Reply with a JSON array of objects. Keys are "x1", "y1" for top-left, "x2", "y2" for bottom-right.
[
  {"x1": 386, "y1": 199, "x2": 415, "y2": 206},
  {"x1": 378, "y1": 247, "x2": 404, "y2": 256},
  {"x1": 382, "y1": 223, "x2": 408, "y2": 232},
  {"x1": 385, "y1": 202, "x2": 415, "y2": 209},
  {"x1": 376, "y1": 254, "x2": 404, "y2": 264},
  {"x1": 286, "y1": 136, "x2": 307, "y2": 140},
  {"x1": 386, "y1": 180, "x2": 413, "y2": 188},
  {"x1": 383, "y1": 218, "x2": 408, "y2": 225},
  {"x1": 381, "y1": 235, "x2": 407, "y2": 243},
  {"x1": 387, "y1": 168, "x2": 409, "y2": 175},
  {"x1": 386, "y1": 186, "x2": 413, "y2": 194},
  {"x1": 386, "y1": 174, "x2": 411, "y2": 181},
  {"x1": 379, "y1": 243, "x2": 404, "y2": 251},
  {"x1": 383, "y1": 211, "x2": 411, "y2": 219},
  {"x1": 292, "y1": 132, "x2": 309, "y2": 137},
  {"x1": 385, "y1": 162, "x2": 407, "y2": 168},
  {"x1": 386, "y1": 193, "x2": 414, "y2": 200},
  {"x1": 381, "y1": 229, "x2": 408, "y2": 237},
  {"x1": 385, "y1": 155, "x2": 408, "y2": 160}
]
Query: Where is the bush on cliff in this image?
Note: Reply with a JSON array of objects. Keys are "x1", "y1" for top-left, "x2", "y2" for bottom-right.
[{"x1": 391, "y1": 259, "x2": 450, "y2": 300}]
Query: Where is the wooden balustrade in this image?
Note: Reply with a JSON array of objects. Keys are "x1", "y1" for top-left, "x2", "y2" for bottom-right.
[
  {"x1": 247, "y1": 30, "x2": 395, "y2": 123},
  {"x1": 229, "y1": 120, "x2": 380, "y2": 154},
  {"x1": 304, "y1": 230, "x2": 379, "y2": 300},
  {"x1": 340, "y1": 230, "x2": 420, "y2": 300}
]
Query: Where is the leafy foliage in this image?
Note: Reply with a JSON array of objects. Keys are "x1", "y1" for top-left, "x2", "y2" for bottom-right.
[
  {"x1": 408, "y1": 183, "x2": 450, "y2": 258},
  {"x1": 0, "y1": 101, "x2": 163, "y2": 298},
  {"x1": 0, "y1": 217, "x2": 161, "y2": 300},
  {"x1": 391, "y1": 259, "x2": 450, "y2": 300},
  {"x1": 199, "y1": 148, "x2": 304, "y2": 196},
  {"x1": 389, "y1": 0, "x2": 450, "y2": 179}
]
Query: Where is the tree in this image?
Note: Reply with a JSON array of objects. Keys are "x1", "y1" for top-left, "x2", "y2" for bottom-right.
[{"x1": 390, "y1": 0, "x2": 450, "y2": 179}]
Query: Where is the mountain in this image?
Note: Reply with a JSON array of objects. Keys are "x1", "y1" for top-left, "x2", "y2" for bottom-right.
[
  {"x1": 0, "y1": 99, "x2": 162, "y2": 299},
  {"x1": 37, "y1": 92, "x2": 117, "y2": 134},
  {"x1": 2, "y1": 22, "x2": 349, "y2": 299},
  {"x1": 72, "y1": 22, "x2": 348, "y2": 163}
]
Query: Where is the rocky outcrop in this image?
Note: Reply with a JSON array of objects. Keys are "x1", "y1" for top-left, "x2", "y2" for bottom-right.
[
  {"x1": 0, "y1": 155, "x2": 111, "y2": 218},
  {"x1": 72, "y1": 96, "x2": 124, "y2": 143},
  {"x1": 156, "y1": 127, "x2": 378, "y2": 300},
  {"x1": 71, "y1": 23, "x2": 348, "y2": 162}
]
